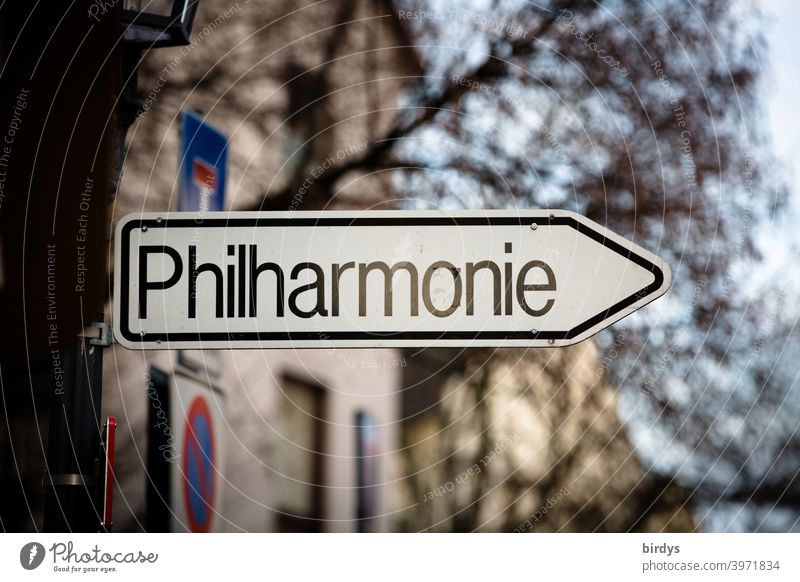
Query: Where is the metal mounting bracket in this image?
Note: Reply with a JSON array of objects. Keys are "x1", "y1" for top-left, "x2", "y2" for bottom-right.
[
  {"x1": 43, "y1": 473, "x2": 97, "y2": 488},
  {"x1": 86, "y1": 322, "x2": 113, "y2": 347}
]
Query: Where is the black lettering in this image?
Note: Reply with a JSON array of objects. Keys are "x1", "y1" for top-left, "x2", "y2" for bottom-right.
[
  {"x1": 189, "y1": 245, "x2": 223, "y2": 319},
  {"x1": 466, "y1": 260, "x2": 501, "y2": 316},
  {"x1": 249, "y1": 246, "x2": 285, "y2": 317},
  {"x1": 423, "y1": 261, "x2": 461, "y2": 317},
  {"x1": 358, "y1": 261, "x2": 419, "y2": 317},
  {"x1": 138, "y1": 246, "x2": 183, "y2": 318},
  {"x1": 332, "y1": 262, "x2": 355, "y2": 316},
  {"x1": 225, "y1": 246, "x2": 237, "y2": 318},
  {"x1": 516, "y1": 260, "x2": 556, "y2": 316},
  {"x1": 288, "y1": 263, "x2": 328, "y2": 318},
  {"x1": 238, "y1": 244, "x2": 246, "y2": 317}
]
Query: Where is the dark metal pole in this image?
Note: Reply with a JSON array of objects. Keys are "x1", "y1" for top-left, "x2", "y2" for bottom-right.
[
  {"x1": 41, "y1": 17, "x2": 138, "y2": 534},
  {"x1": 145, "y1": 366, "x2": 172, "y2": 532},
  {"x1": 43, "y1": 319, "x2": 106, "y2": 532}
]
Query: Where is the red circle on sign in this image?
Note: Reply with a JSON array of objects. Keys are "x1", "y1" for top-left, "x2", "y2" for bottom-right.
[{"x1": 182, "y1": 396, "x2": 216, "y2": 533}]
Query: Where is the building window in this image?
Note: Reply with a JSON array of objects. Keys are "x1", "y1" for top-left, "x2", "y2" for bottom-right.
[
  {"x1": 274, "y1": 375, "x2": 326, "y2": 532},
  {"x1": 355, "y1": 411, "x2": 379, "y2": 533}
]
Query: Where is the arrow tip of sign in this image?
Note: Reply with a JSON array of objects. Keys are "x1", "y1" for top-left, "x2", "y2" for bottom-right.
[{"x1": 660, "y1": 259, "x2": 673, "y2": 293}]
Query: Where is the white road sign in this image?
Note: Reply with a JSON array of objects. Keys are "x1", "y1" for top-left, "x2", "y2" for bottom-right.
[{"x1": 113, "y1": 210, "x2": 671, "y2": 349}]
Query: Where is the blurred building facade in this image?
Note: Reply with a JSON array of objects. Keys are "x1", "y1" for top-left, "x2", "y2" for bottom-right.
[
  {"x1": 398, "y1": 345, "x2": 695, "y2": 532},
  {"x1": 1, "y1": 0, "x2": 711, "y2": 533},
  {"x1": 109, "y1": 0, "x2": 695, "y2": 533},
  {"x1": 106, "y1": 0, "x2": 420, "y2": 532}
]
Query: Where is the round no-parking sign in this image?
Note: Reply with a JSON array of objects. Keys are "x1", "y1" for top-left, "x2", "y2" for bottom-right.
[{"x1": 182, "y1": 395, "x2": 216, "y2": 533}]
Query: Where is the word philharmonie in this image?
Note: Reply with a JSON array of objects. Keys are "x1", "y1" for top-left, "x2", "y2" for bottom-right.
[
  {"x1": 137, "y1": 241, "x2": 555, "y2": 320},
  {"x1": 113, "y1": 211, "x2": 671, "y2": 349}
]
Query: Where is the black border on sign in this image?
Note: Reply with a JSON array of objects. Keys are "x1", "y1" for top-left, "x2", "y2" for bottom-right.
[{"x1": 118, "y1": 216, "x2": 665, "y2": 344}]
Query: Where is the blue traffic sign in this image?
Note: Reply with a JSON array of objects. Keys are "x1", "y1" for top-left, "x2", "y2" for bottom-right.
[{"x1": 179, "y1": 109, "x2": 227, "y2": 212}]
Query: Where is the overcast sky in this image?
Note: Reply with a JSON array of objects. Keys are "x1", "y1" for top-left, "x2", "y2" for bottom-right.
[
  {"x1": 765, "y1": 0, "x2": 800, "y2": 164},
  {"x1": 740, "y1": 0, "x2": 800, "y2": 289},
  {"x1": 764, "y1": 0, "x2": 800, "y2": 257}
]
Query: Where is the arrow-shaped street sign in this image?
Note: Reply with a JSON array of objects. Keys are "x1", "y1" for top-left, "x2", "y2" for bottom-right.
[{"x1": 113, "y1": 210, "x2": 671, "y2": 349}]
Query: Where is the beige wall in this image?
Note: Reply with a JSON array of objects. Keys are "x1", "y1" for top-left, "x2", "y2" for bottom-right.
[{"x1": 103, "y1": 346, "x2": 402, "y2": 532}]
